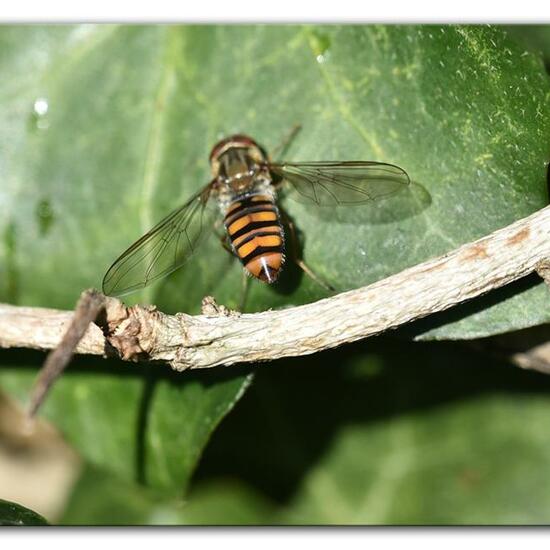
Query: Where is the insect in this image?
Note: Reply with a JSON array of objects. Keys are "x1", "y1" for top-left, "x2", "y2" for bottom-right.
[{"x1": 102, "y1": 133, "x2": 410, "y2": 297}]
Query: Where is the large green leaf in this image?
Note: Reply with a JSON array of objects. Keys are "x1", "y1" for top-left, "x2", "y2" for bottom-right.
[
  {"x1": 186, "y1": 340, "x2": 550, "y2": 525},
  {"x1": 1, "y1": 25, "x2": 549, "y2": 325},
  {"x1": 59, "y1": 464, "x2": 187, "y2": 525},
  {"x1": 60, "y1": 463, "x2": 274, "y2": 525},
  {"x1": 1, "y1": 24, "x2": 550, "y2": 510}
]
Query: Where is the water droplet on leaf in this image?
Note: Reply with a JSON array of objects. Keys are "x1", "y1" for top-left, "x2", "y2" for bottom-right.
[
  {"x1": 311, "y1": 31, "x2": 331, "y2": 64},
  {"x1": 30, "y1": 97, "x2": 50, "y2": 130}
]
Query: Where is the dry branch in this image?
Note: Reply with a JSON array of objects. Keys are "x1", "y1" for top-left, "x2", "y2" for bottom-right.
[{"x1": 2, "y1": 205, "x2": 550, "y2": 371}]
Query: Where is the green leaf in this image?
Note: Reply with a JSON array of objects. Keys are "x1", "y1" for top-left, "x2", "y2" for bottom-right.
[
  {"x1": 61, "y1": 463, "x2": 274, "y2": 525},
  {"x1": 189, "y1": 340, "x2": 550, "y2": 524},
  {"x1": 60, "y1": 464, "x2": 187, "y2": 525},
  {"x1": 1, "y1": 25, "x2": 549, "y2": 328},
  {"x1": 179, "y1": 480, "x2": 277, "y2": 525},
  {"x1": 0, "y1": 498, "x2": 48, "y2": 526}
]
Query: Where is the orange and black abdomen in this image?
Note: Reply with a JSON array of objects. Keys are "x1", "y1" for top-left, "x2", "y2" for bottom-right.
[{"x1": 224, "y1": 194, "x2": 285, "y2": 283}]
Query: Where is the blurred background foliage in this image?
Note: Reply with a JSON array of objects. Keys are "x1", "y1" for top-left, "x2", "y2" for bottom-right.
[{"x1": 1, "y1": 24, "x2": 550, "y2": 525}]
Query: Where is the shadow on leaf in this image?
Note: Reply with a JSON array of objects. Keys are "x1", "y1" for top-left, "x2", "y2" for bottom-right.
[
  {"x1": 281, "y1": 180, "x2": 431, "y2": 226},
  {"x1": 190, "y1": 335, "x2": 550, "y2": 505}
]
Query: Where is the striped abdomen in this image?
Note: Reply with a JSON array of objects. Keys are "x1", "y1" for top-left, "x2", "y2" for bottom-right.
[{"x1": 224, "y1": 193, "x2": 285, "y2": 283}]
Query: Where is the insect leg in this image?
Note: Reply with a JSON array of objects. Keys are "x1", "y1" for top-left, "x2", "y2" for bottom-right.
[
  {"x1": 238, "y1": 269, "x2": 251, "y2": 312},
  {"x1": 280, "y1": 209, "x2": 336, "y2": 292},
  {"x1": 271, "y1": 124, "x2": 302, "y2": 162},
  {"x1": 218, "y1": 232, "x2": 234, "y2": 255},
  {"x1": 211, "y1": 219, "x2": 231, "y2": 255}
]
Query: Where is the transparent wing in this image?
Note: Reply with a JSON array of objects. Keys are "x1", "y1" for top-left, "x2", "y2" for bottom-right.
[
  {"x1": 267, "y1": 161, "x2": 410, "y2": 206},
  {"x1": 102, "y1": 184, "x2": 217, "y2": 297}
]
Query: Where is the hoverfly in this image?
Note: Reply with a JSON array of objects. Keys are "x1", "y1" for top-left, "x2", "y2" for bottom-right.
[{"x1": 102, "y1": 134, "x2": 410, "y2": 297}]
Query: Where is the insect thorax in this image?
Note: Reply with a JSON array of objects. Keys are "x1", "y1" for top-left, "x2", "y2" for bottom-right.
[{"x1": 216, "y1": 174, "x2": 276, "y2": 215}]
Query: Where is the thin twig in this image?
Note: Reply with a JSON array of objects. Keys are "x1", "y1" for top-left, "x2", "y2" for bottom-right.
[
  {"x1": 475, "y1": 324, "x2": 550, "y2": 375},
  {"x1": 26, "y1": 289, "x2": 106, "y2": 418},
  {"x1": 1, "y1": 205, "x2": 550, "y2": 372}
]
